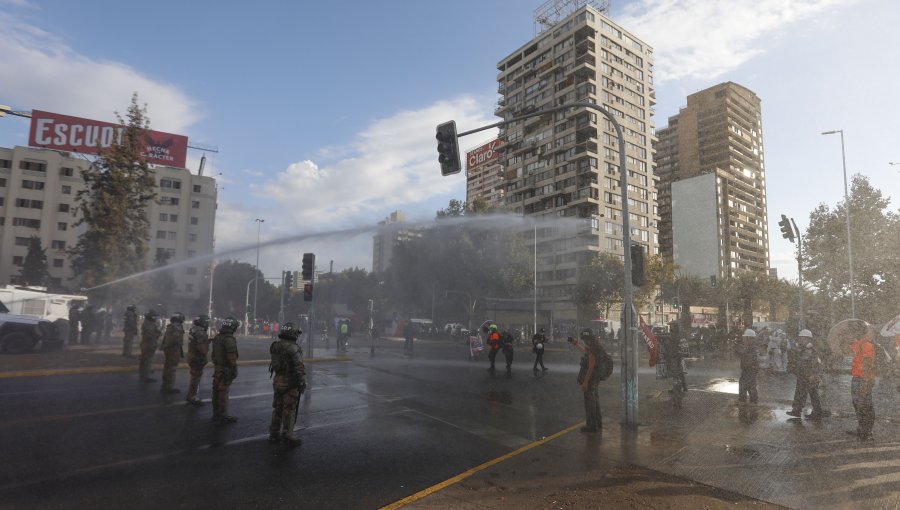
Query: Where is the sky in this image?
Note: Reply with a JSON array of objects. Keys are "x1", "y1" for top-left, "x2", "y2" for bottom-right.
[{"x1": 0, "y1": 0, "x2": 897, "y2": 283}]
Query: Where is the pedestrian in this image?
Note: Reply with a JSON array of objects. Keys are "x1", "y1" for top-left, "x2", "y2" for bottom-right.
[
  {"x1": 404, "y1": 319, "x2": 416, "y2": 355},
  {"x1": 102, "y1": 309, "x2": 114, "y2": 343},
  {"x1": 787, "y1": 329, "x2": 824, "y2": 419},
  {"x1": 486, "y1": 323, "x2": 501, "y2": 372},
  {"x1": 211, "y1": 317, "x2": 240, "y2": 423},
  {"x1": 271, "y1": 322, "x2": 279, "y2": 340},
  {"x1": 767, "y1": 329, "x2": 782, "y2": 372},
  {"x1": 81, "y1": 304, "x2": 95, "y2": 345},
  {"x1": 568, "y1": 328, "x2": 607, "y2": 433},
  {"x1": 160, "y1": 313, "x2": 185, "y2": 394},
  {"x1": 532, "y1": 328, "x2": 548, "y2": 372},
  {"x1": 138, "y1": 310, "x2": 162, "y2": 382},
  {"x1": 846, "y1": 321, "x2": 876, "y2": 441},
  {"x1": 268, "y1": 322, "x2": 307, "y2": 447},
  {"x1": 737, "y1": 329, "x2": 759, "y2": 404},
  {"x1": 122, "y1": 304, "x2": 138, "y2": 357},
  {"x1": 501, "y1": 329, "x2": 515, "y2": 373},
  {"x1": 68, "y1": 302, "x2": 81, "y2": 345},
  {"x1": 185, "y1": 315, "x2": 210, "y2": 405},
  {"x1": 338, "y1": 319, "x2": 351, "y2": 354}
]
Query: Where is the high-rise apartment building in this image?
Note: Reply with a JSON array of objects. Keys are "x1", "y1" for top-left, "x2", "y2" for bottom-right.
[
  {"x1": 465, "y1": 139, "x2": 506, "y2": 208},
  {"x1": 0, "y1": 145, "x2": 217, "y2": 302},
  {"x1": 654, "y1": 82, "x2": 769, "y2": 278},
  {"x1": 496, "y1": 1, "x2": 657, "y2": 322}
]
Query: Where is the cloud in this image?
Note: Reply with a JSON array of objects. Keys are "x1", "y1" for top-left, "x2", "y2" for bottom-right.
[
  {"x1": 0, "y1": 12, "x2": 200, "y2": 133},
  {"x1": 619, "y1": 0, "x2": 856, "y2": 83},
  {"x1": 255, "y1": 95, "x2": 498, "y2": 228}
]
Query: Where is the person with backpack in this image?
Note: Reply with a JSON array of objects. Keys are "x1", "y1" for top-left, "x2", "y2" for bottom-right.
[
  {"x1": 737, "y1": 329, "x2": 760, "y2": 404},
  {"x1": 501, "y1": 329, "x2": 515, "y2": 373},
  {"x1": 268, "y1": 322, "x2": 307, "y2": 447},
  {"x1": 568, "y1": 328, "x2": 611, "y2": 433},
  {"x1": 338, "y1": 319, "x2": 351, "y2": 354},
  {"x1": 185, "y1": 315, "x2": 211, "y2": 406},
  {"x1": 211, "y1": 317, "x2": 240, "y2": 424},
  {"x1": 846, "y1": 321, "x2": 876, "y2": 441},
  {"x1": 486, "y1": 323, "x2": 502, "y2": 372},
  {"x1": 532, "y1": 328, "x2": 548, "y2": 373},
  {"x1": 787, "y1": 330, "x2": 824, "y2": 420}
]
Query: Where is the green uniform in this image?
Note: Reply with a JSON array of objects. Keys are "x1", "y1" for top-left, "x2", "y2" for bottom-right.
[
  {"x1": 139, "y1": 318, "x2": 161, "y2": 381},
  {"x1": 122, "y1": 309, "x2": 138, "y2": 357},
  {"x1": 211, "y1": 332, "x2": 239, "y2": 420},
  {"x1": 160, "y1": 322, "x2": 185, "y2": 392},
  {"x1": 186, "y1": 325, "x2": 210, "y2": 403},
  {"x1": 269, "y1": 339, "x2": 307, "y2": 441}
]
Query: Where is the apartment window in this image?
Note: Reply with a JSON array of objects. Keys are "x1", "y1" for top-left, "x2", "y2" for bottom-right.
[
  {"x1": 167, "y1": 231, "x2": 177, "y2": 240},
  {"x1": 57, "y1": 222, "x2": 67, "y2": 231},
  {"x1": 156, "y1": 247, "x2": 175, "y2": 259},
  {"x1": 58, "y1": 204, "x2": 70, "y2": 213},
  {"x1": 22, "y1": 180, "x2": 45, "y2": 190},
  {"x1": 189, "y1": 233, "x2": 197, "y2": 242},
  {"x1": 53, "y1": 259, "x2": 64, "y2": 268},
  {"x1": 191, "y1": 200, "x2": 200, "y2": 209},
  {"x1": 0, "y1": 198, "x2": 4, "y2": 206},
  {"x1": 190, "y1": 217, "x2": 198, "y2": 225},
  {"x1": 0, "y1": 178, "x2": 6, "y2": 187},
  {"x1": 60, "y1": 167, "x2": 75, "y2": 177},
  {"x1": 187, "y1": 250, "x2": 196, "y2": 258},
  {"x1": 15, "y1": 199, "x2": 29, "y2": 207},
  {"x1": 15, "y1": 237, "x2": 30, "y2": 246},
  {"x1": 160, "y1": 197, "x2": 180, "y2": 206},
  {"x1": 19, "y1": 160, "x2": 47, "y2": 172},
  {"x1": 159, "y1": 213, "x2": 168, "y2": 221},
  {"x1": 61, "y1": 185, "x2": 72, "y2": 195},
  {"x1": 12, "y1": 256, "x2": 23, "y2": 266},
  {"x1": 0, "y1": 159, "x2": 11, "y2": 169},
  {"x1": 169, "y1": 214, "x2": 178, "y2": 222},
  {"x1": 51, "y1": 240, "x2": 66, "y2": 250},
  {"x1": 0, "y1": 217, "x2": 4, "y2": 226},
  {"x1": 160, "y1": 178, "x2": 182, "y2": 190},
  {"x1": 156, "y1": 230, "x2": 166, "y2": 239},
  {"x1": 186, "y1": 267, "x2": 197, "y2": 275},
  {"x1": 185, "y1": 283, "x2": 193, "y2": 293},
  {"x1": 192, "y1": 184, "x2": 201, "y2": 193},
  {"x1": 12, "y1": 218, "x2": 40, "y2": 228}
]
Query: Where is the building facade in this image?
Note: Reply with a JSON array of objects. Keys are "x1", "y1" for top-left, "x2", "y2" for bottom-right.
[
  {"x1": 495, "y1": 2, "x2": 657, "y2": 321},
  {"x1": 465, "y1": 139, "x2": 506, "y2": 207},
  {"x1": 0, "y1": 145, "x2": 217, "y2": 300},
  {"x1": 372, "y1": 210, "x2": 415, "y2": 274},
  {"x1": 655, "y1": 82, "x2": 769, "y2": 278}
]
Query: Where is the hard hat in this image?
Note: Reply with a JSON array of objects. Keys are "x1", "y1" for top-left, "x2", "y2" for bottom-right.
[
  {"x1": 742, "y1": 329, "x2": 756, "y2": 338},
  {"x1": 806, "y1": 342, "x2": 814, "y2": 349},
  {"x1": 799, "y1": 329, "x2": 813, "y2": 338}
]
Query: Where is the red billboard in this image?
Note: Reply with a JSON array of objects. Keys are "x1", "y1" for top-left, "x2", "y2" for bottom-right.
[
  {"x1": 28, "y1": 110, "x2": 188, "y2": 168},
  {"x1": 466, "y1": 138, "x2": 503, "y2": 170}
]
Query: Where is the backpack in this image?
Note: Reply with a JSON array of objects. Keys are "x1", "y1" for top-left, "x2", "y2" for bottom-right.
[
  {"x1": 577, "y1": 347, "x2": 614, "y2": 384},
  {"x1": 340, "y1": 322, "x2": 349, "y2": 335}
]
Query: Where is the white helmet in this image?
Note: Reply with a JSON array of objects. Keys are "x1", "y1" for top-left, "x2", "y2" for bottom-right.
[
  {"x1": 742, "y1": 329, "x2": 757, "y2": 338},
  {"x1": 799, "y1": 329, "x2": 813, "y2": 338}
]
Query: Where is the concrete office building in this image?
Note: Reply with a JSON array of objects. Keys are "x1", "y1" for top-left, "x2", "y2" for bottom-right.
[
  {"x1": 495, "y1": 0, "x2": 657, "y2": 321},
  {"x1": 0, "y1": 145, "x2": 217, "y2": 302},
  {"x1": 372, "y1": 211, "x2": 421, "y2": 275},
  {"x1": 655, "y1": 82, "x2": 769, "y2": 278}
]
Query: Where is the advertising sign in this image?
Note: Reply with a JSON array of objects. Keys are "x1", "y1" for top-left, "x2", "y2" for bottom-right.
[
  {"x1": 466, "y1": 138, "x2": 503, "y2": 170},
  {"x1": 28, "y1": 110, "x2": 188, "y2": 168}
]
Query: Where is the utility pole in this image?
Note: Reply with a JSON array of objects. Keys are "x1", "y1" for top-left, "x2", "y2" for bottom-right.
[{"x1": 790, "y1": 218, "x2": 804, "y2": 330}]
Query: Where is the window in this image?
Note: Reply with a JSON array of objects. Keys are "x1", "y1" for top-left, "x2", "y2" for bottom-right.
[
  {"x1": 159, "y1": 213, "x2": 168, "y2": 221},
  {"x1": 0, "y1": 198, "x2": 4, "y2": 206},
  {"x1": 0, "y1": 178, "x2": 6, "y2": 187},
  {"x1": 160, "y1": 197, "x2": 180, "y2": 206},
  {"x1": 167, "y1": 231, "x2": 177, "y2": 240},
  {"x1": 186, "y1": 267, "x2": 197, "y2": 275},
  {"x1": 57, "y1": 222, "x2": 67, "y2": 231},
  {"x1": 53, "y1": 259, "x2": 64, "y2": 268},
  {"x1": 61, "y1": 185, "x2": 71, "y2": 195},
  {"x1": 22, "y1": 180, "x2": 45, "y2": 190},
  {"x1": 15, "y1": 237, "x2": 30, "y2": 246},
  {"x1": 15, "y1": 199, "x2": 29, "y2": 207},
  {"x1": 19, "y1": 160, "x2": 47, "y2": 172},
  {"x1": 189, "y1": 233, "x2": 197, "y2": 242},
  {"x1": 30, "y1": 200, "x2": 43, "y2": 209},
  {"x1": 169, "y1": 214, "x2": 178, "y2": 222},
  {"x1": 12, "y1": 256, "x2": 23, "y2": 266},
  {"x1": 0, "y1": 159, "x2": 11, "y2": 169},
  {"x1": 190, "y1": 217, "x2": 198, "y2": 225},
  {"x1": 157, "y1": 230, "x2": 166, "y2": 239},
  {"x1": 187, "y1": 250, "x2": 196, "y2": 258},
  {"x1": 185, "y1": 283, "x2": 193, "y2": 293},
  {"x1": 0, "y1": 217, "x2": 4, "y2": 226},
  {"x1": 160, "y1": 178, "x2": 182, "y2": 190},
  {"x1": 58, "y1": 204, "x2": 70, "y2": 213},
  {"x1": 13, "y1": 218, "x2": 40, "y2": 228},
  {"x1": 51, "y1": 240, "x2": 66, "y2": 250},
  {"x1": 192, "y1": 185, "x2": 201, "y2": 193},
  {"x1": 191, "y1": 200, "x2": 200, "y2": 209},
  {"x1": 156, "y1": 247, "x2": 175, "y2": 259},
  {"x1": 61, "y1": 167, "x2": 74, "y2": 177}
]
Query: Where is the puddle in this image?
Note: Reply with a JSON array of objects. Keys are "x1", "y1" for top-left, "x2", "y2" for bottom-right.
[{"x1": 702, "y1": 378, "x2": 739, "y2": 394}]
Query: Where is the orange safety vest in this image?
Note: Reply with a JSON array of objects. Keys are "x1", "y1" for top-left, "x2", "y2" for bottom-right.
[{"x1": 488, "y1": 331, "x2": 501, "y2": 350}]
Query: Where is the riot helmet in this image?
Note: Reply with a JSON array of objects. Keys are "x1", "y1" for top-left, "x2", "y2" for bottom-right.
[
  {"x1": 145, "y1": 309, "x2": 158, "y2": 320},
  {"x1": 279, "y1": 322, "x2": 302, "y2": 341},
  {"x1": 126, "y1": 304, "x2": 136, "y2": 312},
  {"x1": 170, "y1": 312, "x2": 185, "y2": 324},
  {"x1": 193, "y1": 315, "x2": 210, "y2": 328},
  {"x1": 220, "y1": 317, "x2": 240, "y2": 334}
]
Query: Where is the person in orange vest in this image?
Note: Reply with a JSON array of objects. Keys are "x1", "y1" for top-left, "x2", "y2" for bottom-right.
[
  {"x1": 846, "y1": 321, "x2": 876, "y2": 441},
  {"x1": 486, "y1": 323, "x2": 502, "y2": 372}
]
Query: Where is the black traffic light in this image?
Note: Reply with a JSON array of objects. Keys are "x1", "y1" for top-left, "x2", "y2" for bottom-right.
[
  {"x1": 710, "y1": 275, "x2": 717, "y2": 288},
  {"x1": 778, "y1": 214, "x2": 795, "y2": 243},
  {"x1": 302, "y1": 253, "x2": 315, "y2": 281},
  {"x1": 284, "y1": 271, "x2": 293, "y2": 290},
  {"x1": 303, "y1": 282, "x2": 313, "y2": 302},
  {"x1": 436, "y1": 120, "x2": 461, "y2": 176},
  {"x1": 630, "y1": 243, "x2": 646, "y2": 287}
]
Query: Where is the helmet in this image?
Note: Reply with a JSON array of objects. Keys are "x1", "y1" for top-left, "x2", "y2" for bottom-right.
[
  {"x1": 193, "y1": 315, "x2": 210, "y2": 328},
  {"x1": 145, "y1": 309, "x2": 158, "y2": 320},
  {"x1": 126, "y1": 304, "x2": 136, "y2": 312},
  {"x1": 742, "y1": 329, "x2": 757, "y2": 338},
  {"x1": 279, "y1": 322, "x2": 302, "y2": 341},
  {"x1": 220, "y1": 317, "x2": 240, "y2": 334},
  {"x1": 799, "y1": 329, "x2": 813, "y2": 338},
  {"x1": 170, "y1": 312, "x2": 185, "y2": 323},
  {"x1": 489, "y1": 324, "x2": 498, "y2": 331},
  {"x1": 580, "y1": 327, "x2": 594, "y2": 339}
]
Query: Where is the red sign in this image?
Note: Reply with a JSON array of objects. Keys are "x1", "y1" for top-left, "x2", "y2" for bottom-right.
[
  {"x1": 466, "y1": 139, "x2": 503, "y2": 170},
  {"x1": 28, "y1": 110, "x2": 188, "y2": 168}
]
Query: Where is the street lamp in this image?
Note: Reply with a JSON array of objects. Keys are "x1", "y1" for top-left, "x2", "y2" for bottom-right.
[
  {"x1": 821, "y1": 130, "x2": 855, "y2": 318},
  {"x1": 253, "y1": 218, "x2": 265, "y2": 331}
]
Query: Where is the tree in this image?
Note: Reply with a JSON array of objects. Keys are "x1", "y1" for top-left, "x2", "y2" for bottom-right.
[
  {"x1": 661, "y1": 274, "x2": 707, "y2": 333},
  {"x1": 19, "y1": 236, "x2": 51, "y2": 287},
  {"x1": 633, "y1": 254, "x2": 676, "y2": 312},
  {"x1": 575, "y1": 253, "x2": 624, "y2": 322},
  {"x1": 69, "y1": 94, "x2": 157, "y2": 305}
]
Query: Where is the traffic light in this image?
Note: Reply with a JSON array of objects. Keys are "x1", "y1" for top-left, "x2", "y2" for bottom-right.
[
  {"x1": 284, "y1": 271, "x2": 293, "y2": 290},
  {"x1": 303, "y1": 282, "x2": 313, "y2": 302},
  {"x1": 630, "y1": 243, "x2": 646, "y2": 287},
  {"x1": 301, "y1": 253, "x2": 315, "y2": 281},
  {"x1": 778, "y1": 214, "x2": 795, "y2": 243},
  {"x1": 436, "y1": 120, "x2": 461, "y2": 176},
  {"x1": 710, "y1": 275, "x2": 717, "y2": 288}
]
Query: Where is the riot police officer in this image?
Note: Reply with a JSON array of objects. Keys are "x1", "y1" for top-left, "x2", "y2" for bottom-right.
[
  {"x1": 160, "y1": 313, "x2": 185, "y2": 394},
  {"x1": 185, "y1": 315, "x2": 211, "y2": 405},
  {"x1": 138, "y1": 310, "x2": 162, "y2": 382},
  {"x1": 211, "y1": 317, "x2": 240, "y2": 423},
  {"x1": 122, "y1": 304, "x2": 138, "y2": 358},
  {"x1": 268, "y1": 322, "x2": 307, "y2": 446}
]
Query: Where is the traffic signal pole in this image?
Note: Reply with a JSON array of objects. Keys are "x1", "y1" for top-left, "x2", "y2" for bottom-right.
[
  {"x1": 790, "y1": 218, "x2": 804, "y2": 330},
  {"x1": 449, "y1": 101, "x2": 638, "y2": 427}
]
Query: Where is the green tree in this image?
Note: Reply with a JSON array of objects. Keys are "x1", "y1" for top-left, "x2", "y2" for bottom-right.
[
  {"x1": 633, "y1": 254, "x2": 676, "y2": 312},
  {"x1": 575, "y1": 253, "x2": 624, "y2": 322},
  {"x1": 19, "y1": 236, "x2": 51, "y2": 287},
  {"x1": 70, "y1": 93, "x2": 157, "y2": 304},
  {"x1": 661, "y1": 274, "x2": 708, "y2": 333}
]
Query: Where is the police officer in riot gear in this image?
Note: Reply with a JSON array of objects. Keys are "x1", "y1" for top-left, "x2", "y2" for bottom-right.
[
  {"x1": 185, "y1": 315, "x2": 211, "y2": 405},
  {"x1": 269, "y1": 322, "x2": 307, "y2": 446},
  {"x1": 122, "y1": 304, "x2": 138, "y2": 358},
  {"x1": 211, "y1": 317, "x2": 240, "y2": 423},
  {"x1": 160, "y1": 313, "x2": 186, "y2": 394},
  {"x1": 138, "y1": 310, "x2": 162, "y2": 382}
]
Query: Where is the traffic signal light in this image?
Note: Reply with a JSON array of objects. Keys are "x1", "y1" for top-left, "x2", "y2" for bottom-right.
[
  {"x1": 302, "y1": 253, "x2": 315, "y2": 281},
  {"x1": 778, "y1": 214, "x2": 795, "y2": 243},
  {"x1": 436, "y1": 120, "x2": 461, "y2": 176},
  {"x1": 630, "y1": 243, "x2": 646, "y2": 287},
  {"x1": 303, "y1": 282, "x2": 313, "y2": 302},
  {"x1": 284, "y1": 271, "x2": 293, "y2": 290},
  {"x1": 710, "y1": 275, "x2": 717, "y2": 288}
]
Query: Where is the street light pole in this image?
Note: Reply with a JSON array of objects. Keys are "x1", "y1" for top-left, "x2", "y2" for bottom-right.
[
  {"x1": 244, "y1": 277, "x2": 258, "y2": 336},
  {"x1": 253, "y1": 218, "x2": 265, "y2": 331},
  {"x1": 821, "y1": 130, "x2": 855, "y2": 319}
]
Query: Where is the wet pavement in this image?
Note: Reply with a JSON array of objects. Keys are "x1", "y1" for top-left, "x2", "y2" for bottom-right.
[{"x1": 1, "y1": 337, "x2": 899, "y2": 508}]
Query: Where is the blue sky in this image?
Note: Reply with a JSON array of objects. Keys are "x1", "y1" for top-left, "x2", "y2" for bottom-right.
[{"x1": 1, "y1": 0, "x2": 897, "y2": 283}]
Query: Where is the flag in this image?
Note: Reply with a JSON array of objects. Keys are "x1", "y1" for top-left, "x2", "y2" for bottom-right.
[{"x1": 640, "y1": 316, "x2": 659, "y2": 367}]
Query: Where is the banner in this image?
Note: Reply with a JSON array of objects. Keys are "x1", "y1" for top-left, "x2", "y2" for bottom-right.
[
  {"x1": 28, "y1": 110, "x2": 188, "y2": 168},
  {"x1": 639, "y1": 316, "x2": 659, "y2": 367}
]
